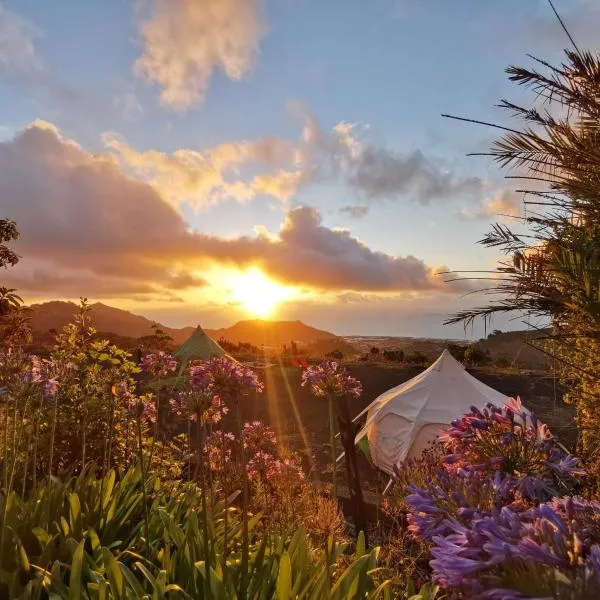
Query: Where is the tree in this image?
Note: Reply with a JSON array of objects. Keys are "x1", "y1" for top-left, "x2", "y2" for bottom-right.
[
  {"x1": 0, "y1": 218, "x2": 19, "y2": 270},
  {"x1": 464, "y1": 344, "x2": 491, "y2": 367},
  {"x1": 138, "y1": 323, "x2": 174, "y2": 352},
  {"x1": 447, "y1": 343, "x2": 467, "y2": 362},
  {"x1": 445, "y1": 48, "x2": 600, "y2": 463},
  {"x1": 405, "y1": 351, "x2": 428, "y2": 366},
  {"x1": 0, "y1": 220, "x2": 29, "y2": 345},
  {"x1": 0, "y1": 287, "x2": 22, "y2": 316}
]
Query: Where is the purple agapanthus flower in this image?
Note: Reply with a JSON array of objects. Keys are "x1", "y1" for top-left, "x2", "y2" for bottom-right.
[
  {"x1": 242, "y1": 420, "x2": 277, "y2": 455},
  {"x1": 22, "y1": 355, "x2": 60, "y2": 399},
  {"x1": 188, "y1": 357, "x2": 263, "y2": 406},
  {"x1": 141, "y1": 351, "x2": 178, "y2": 378},
  {"x1": 436, "y1": 398, "x2": 583, "y2": 502},
  {"x1": 427, "y1": 496, "x2": 600, "y2": 598},
  {"x1": 301, "y1": 360, "x2": 362, "y2": 400}
]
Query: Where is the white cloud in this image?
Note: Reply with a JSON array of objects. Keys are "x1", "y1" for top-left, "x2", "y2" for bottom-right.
[
  {"x1": 106, "y1": 107, "x2": 494, "y2": 210},
  {"x1": 458, "y1": 189, "x2": 522, "y2": 220},
  {"x1": 103, "y1": 131, "x2": 306, "y2": 209},
  {"x1": 135, "y1": 0, "x2": 267, "y2": 109},
  {"x1": 0, "y1": 3, "x2": 38, "y2": 70}
]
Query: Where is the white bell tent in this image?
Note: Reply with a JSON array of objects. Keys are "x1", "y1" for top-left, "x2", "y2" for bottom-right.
[{"x1": 354, "y1": 349, "x2": 510, "y2": 476}]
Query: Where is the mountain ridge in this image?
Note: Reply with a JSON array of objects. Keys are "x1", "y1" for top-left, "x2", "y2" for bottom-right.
[{"x1": 26, "y1": 301, "x2": 339, "y2": 347}]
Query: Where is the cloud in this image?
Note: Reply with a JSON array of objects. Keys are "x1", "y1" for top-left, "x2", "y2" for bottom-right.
[
  {"x1": 107, "y1": 108, "x2": 491, "y2": 210},
  {"x1": 458, "y1": 189, "x2": 522, "y2": 220},
  {"x1": 135, "y1": 0, "x2": 267, "y2": 109},
  {"x1": 339, "y1": 205, "x2": 369, "y2": 219},
  {"x1": 255, "y1": 206, "x2": 466, "y2": 292},
  {"x1": 1, "y1": 121, "x2": 471, "y2": 299},
  {"x1": 0, "y1": 3, "x2": 38, "y2": 70},
  {"x1": 0, "y1": 121, "x2": 209, "y2": 297},
  {"x1": 104, "y1": 131, "x2": 306, "y2": 209},
  {"x1": 522, "y1": 0, "x2": 600, "y2": 52},
  {"x1": 301, "y1": 114, "x2": 486, "y2": 203}
]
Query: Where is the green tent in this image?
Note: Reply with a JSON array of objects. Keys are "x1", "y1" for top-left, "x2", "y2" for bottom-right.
[{"x1": 174, "y1": 326, "x2": 230, "y2": 372}]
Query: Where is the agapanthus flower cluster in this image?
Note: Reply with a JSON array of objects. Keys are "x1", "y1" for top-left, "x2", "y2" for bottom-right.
[
  {"x1": 242, "y1": 420, "x2": 277, "y2": 455},
  {"x1": 301, "y1": 360, "x2": 362, "y2": 400},
  {"x1": 141, "y1": 351, "x2": 178, "y2": 378},
  {"x1": 170, "y1": 390, "x2": 229, "y2": 424},
  {"x1": 439, "y1": 398, "x2": 584, "y2": 501},
  {"x1": 118, "y1": 383, "x2": 156, "y2": 424},
  {"x1": 189, "y1": 357, "x2": 263, "y2": 406},
  {"x1": 429, "y1": 496, "x2": 600, "y2": 599},
  {"x1": 23, "y1": 355, "x2": 60, "y2": 398},
  {"x1": 401, "y1": 401, "x2": 593, "y2": 598},
  {"x1": 205, "y1": 430, "x2": 236, "y2": 472},
  {"x1": 404, "y1": 467, "x2": 517, "y2": 542},
  {"x1": 246, "y1": 451, "x2": 305, "y2": 488}
]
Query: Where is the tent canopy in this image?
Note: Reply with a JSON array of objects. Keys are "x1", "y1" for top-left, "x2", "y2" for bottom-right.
[
  {"x1": 175, "y1": 326, "x2": 229, "y2": 371},
  {"x1": 354, "y1": 349, "x2": 510, "y2": 475}
]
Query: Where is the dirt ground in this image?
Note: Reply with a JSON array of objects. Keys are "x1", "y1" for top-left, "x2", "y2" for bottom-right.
[{"x1": 233, "y1": 362, "x2": 576, "y2": 489}]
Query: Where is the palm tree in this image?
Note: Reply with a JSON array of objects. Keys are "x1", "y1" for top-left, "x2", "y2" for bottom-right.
[
  {"x1": 444, "y1": 48, "x2": 600, "y2": 460},
  {"x1": 0, "y1": 287, "x2": 23, "y2": 316}
]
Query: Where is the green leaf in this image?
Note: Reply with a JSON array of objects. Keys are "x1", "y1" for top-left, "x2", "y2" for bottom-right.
[
  {"x1": 355, "y1": 531, "x2": 366, "y2": 559},
  {"x1": 276, "y1": 553, "x2": 292, "y2": 600},
  {"x1": 17, "y1": 539, "x2": 30, "y2": 573},
  {"x1": 69, "y1": 493, "x2": 82, "y2": 537},
  {"x1": 68, "y1": 540, "x2": 85, "y2": 600},
  {"x1": 102, "y1": 471, "x2": 116, "y2": 510},
  {"x1": 102, "y1": 547, "x2": 124, "y2": 598}
]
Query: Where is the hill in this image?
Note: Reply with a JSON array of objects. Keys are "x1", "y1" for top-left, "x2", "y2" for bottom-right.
[
  {"x1": 26, "y1": 302, "x2": 342, "y2": 349},
  {"x1": 477, "y1": 329, "x2": 551, "y2": 369},
  {"x1": 345, "y1": 329, "x2": 551, "y2": 369},
  {"x1": 207, "y1": 319, "x2": 338, "y2": 347},
  {"x1": 28, "y1": 301, "x2": 194, "y2": 345}
]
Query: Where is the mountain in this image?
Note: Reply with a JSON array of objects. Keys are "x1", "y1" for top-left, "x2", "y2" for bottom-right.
[
  {"x1": 28, "y1": 301, "x2": 194, "y2": 345},
  {"x1": 26, "y1": 302, "x2": 340, "y2": 348},
  {"x1": 206, "y1": 319, "x2": 338, "y2": 347}
]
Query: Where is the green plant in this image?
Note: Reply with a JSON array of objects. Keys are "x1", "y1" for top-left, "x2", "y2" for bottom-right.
[
  {"x1": 444, "y1": 47, "x2": 600, "y2": 477},
  {"x1": 0, "y1": 465, "x2": 390, "y2": 598},
  {"x1": 0, "y1": 218, "x2": 19, "y2": 270}
]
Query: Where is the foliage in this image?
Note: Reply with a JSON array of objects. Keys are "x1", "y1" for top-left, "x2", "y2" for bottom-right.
[
  {"x1": 382, "y1": 349, "x2": 404, "y2": 363},
  {"x1": 218, "y1": 338, "x2": 261, "y2": 357},
  {"x1": 0, "y1": 465, "x2": 390, "y2": 599},
  {"x1": 137, "y1": 323, "x2": 174, "y2": 352},
  {"x1": 404, "y1": 352, "x2": 429, "y2": 366},
  {"x1": 444, "y1": 48, "x2": 600, "y2": 473},
  {"x1": 463, "y1": 344, "x2": 491, "y2": 367},
  {"x1": 0, "y1": 218, "x2": 19, "y2": 270}
]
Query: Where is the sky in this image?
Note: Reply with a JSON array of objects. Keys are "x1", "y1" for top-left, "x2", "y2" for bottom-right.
[{"x1": 0, "y1": 0, "x2": 597, "y2": 338}]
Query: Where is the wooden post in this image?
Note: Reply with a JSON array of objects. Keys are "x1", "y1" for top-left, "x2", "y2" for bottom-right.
[{"x1": 337, "y1": 395, "x2": 368, "y2": 546}]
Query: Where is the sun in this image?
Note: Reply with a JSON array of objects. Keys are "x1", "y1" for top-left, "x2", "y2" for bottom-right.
[{"x1": 230, "y1": 268, "x2": 294, "y2": 318}]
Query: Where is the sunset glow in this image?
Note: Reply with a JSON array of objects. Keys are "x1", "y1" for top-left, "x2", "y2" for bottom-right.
[{"x1": 230, "y1": 268, "x2": 295, "y2": 318}]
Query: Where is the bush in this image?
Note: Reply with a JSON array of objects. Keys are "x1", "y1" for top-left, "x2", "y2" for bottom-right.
[{"x1": 463, "y1": 343, "x2": 491, "y2": 366}]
